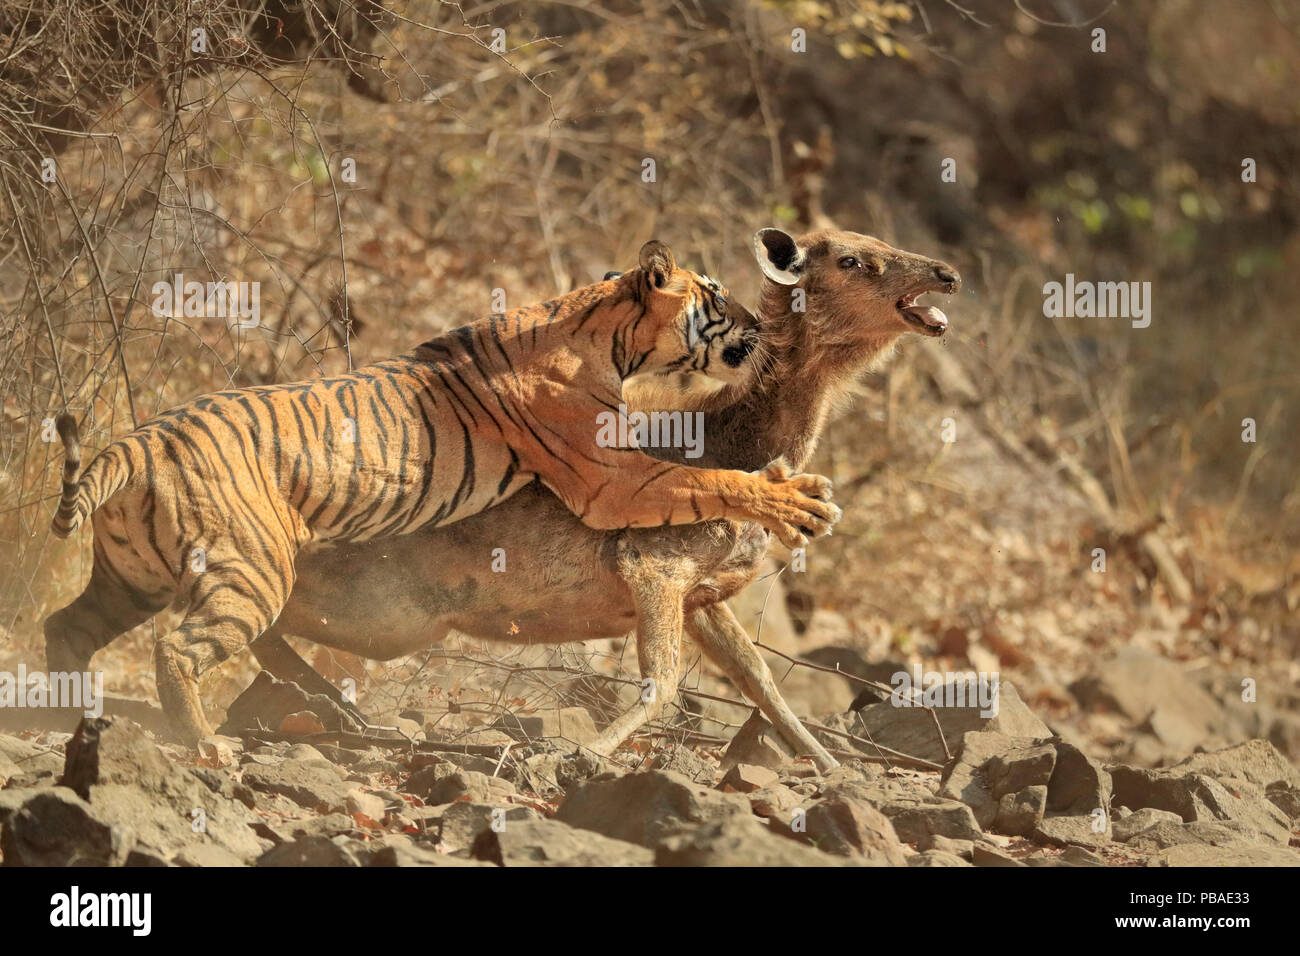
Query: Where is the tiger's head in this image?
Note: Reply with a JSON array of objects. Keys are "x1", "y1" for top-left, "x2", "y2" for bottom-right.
[{"x1": 607, "y1": 240, "x2": 761, "y2": 399}]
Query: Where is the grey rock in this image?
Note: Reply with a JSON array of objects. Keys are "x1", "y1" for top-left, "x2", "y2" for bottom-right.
[
  {"x1": 658, "y1": 816, "x2": 859, "y2": 867},
  {"x1": 240, "y1": 757, "x2": 352, "y2": 813},
  {"x1": 438, "y1": 802, "x2": 537, "y2": 854},
  {"x1": 1060, "y1": 846, "x2": 1106, "y2": 866},
  {"x1": 745, "y1": 784, "x2": 804, "y2": 819},
  {"x1": 1069, "y1": 648, "x2": 1227, "y2": 759},
  {"x1": 288, "y1": 813, "x2": 358, "y2": 839},
  {"x1": 421, "y1": 769, "x2": 515, "y2": 806},
  {"x1": 770, "y1": 795, "x2": 908, "y2": 864},
  {"x1": 878, "y1": 797, "x2": 983, "y2": 843},
  {"x1": 557, "y1": 770, "x2": 751, "y2": 849},
  {"x1": 987, "y1": 744, "x2": 1057, "y2": 798},
  {"x1": 916, "y1": 834, "x2": 975, "y2": 857},
  {"x1": 1034, "y1": 741, "x2": 1112, "y2": 846},
  {"x1": 1127, "y1": 819, "x2": 1264, "y2": 851},
  {"x1": 647, "y1": 745, "x2": 717, "y2": 785},
  {"x1": 906, "y1": 850, "x2": 971, "y2": 867},
  {"x1": 60, "y1": 717, "x2": 267, "y2": 862},
  {"x1": 1170, "y1": 739, "x2": 1300, "y2": 789},
  {"x1": 939, "y1": 731, "x2": 1039, "y2": 826},
  {"x1": 345, "y1": 789, "x2": 388, "y2": 822},
  {"x1": 1109, "y1": 766, "x2": 1290, "y2": 845},
  {"x1": 1033, "y1": 814, "x2": 1111, "y2": 849},
  {"x1": 720, "y1": 763, "x2": 780, "y2": 794},
  {"x1": 257, "y1": 835, "x2": 360, "y2": 866},
  {"x1": 1111, "y1": 807, "x2": 1185, "y2": 842},
  {"x1": 366, "y1": 840, "x2": 490, "y2": 867},
  {"x1": 472, "y1": 817, "x2": 653, "y2": 866},
  {"x1": 722, "y1": 712, "x2": 795, "y2": 772},
  {"x1": 971, "y1": 843, "x2": 1026, "y2": 867},
  {"x1": 0, "y1": 733, "x2": 64, "y2": 779},
  {"x1": 1152, "y1": 844, "x2": 1300, "y2": 867},
  {"x1": 851, "y1": 681, "x2": 1050, "y2": 765},
  {"x1": 0, "y1": 787, "x2": 135, "y2": 866},
  {"x1": 174, "y1": 843, "x2": 247, "y2": 867},
  {"x1": 994, "y1": 785, "x2": 1047, "y2": 836}
]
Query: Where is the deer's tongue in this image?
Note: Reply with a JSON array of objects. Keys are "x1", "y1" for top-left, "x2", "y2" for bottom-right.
[{"x1": 900, "y1": 303, "x2": 948, "y2": 336}]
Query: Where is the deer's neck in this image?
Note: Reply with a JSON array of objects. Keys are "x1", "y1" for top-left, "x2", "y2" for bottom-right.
[{"x1": 701, "y1": 281, "x2": 901, "y2": 472}]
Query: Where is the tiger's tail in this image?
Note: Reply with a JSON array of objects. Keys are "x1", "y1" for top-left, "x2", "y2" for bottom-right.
[{"x1": 50, "y1": 414, "x2": 130, "y2": 538}]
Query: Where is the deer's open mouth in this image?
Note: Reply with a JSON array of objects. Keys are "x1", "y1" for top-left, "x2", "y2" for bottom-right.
[{"x1": 897, "y1": 291, "x2": 949, "y2": 337}]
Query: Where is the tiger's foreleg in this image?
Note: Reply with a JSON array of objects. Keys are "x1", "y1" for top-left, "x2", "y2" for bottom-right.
[
  {"x1": 578, "y1": 459, "x2": 841, "y2": 550},
  {"x1": 687, "y1": 602, "x2": 839, "y2": 773},
  {"x1": 585, "y1": 543, "x2": 694, "y2": 758}
]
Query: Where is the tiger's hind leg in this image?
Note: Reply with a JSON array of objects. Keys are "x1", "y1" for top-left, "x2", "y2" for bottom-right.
[
  {"x1": 157, "y1": 559, "x2": 295, "y2": 745},
  {"x1": 45, "y1": 555, "x2": 171, "y2": 675}
]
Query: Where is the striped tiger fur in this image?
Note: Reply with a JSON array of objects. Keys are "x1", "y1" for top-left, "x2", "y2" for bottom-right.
[{"x1": 45, "y1": 240, "x2": 841, "y2": 742}]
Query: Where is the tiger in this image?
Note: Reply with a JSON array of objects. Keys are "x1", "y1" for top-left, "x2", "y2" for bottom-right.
[{"x1": 44, "y1": 239, "x2": 842, "y2": 743}]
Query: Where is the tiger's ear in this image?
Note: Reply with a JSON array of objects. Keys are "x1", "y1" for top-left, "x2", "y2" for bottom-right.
[
  {"x1": 638, "y1": 240, "x2": 676, "y2": 289},
  {"x1": 754, "y1": 228, "x2": 805, "y2": 285}
]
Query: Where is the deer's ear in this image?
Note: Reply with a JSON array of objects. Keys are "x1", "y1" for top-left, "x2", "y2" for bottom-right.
[
  {"x1": 603, "y1": 271, "x2": 623, "y2": 281},
  {"x1": 638, "y1": 240, "x2": 676, "y2": 289},
  {"x1": 753, "y1": 228, "x2": 805, "y2": 285}
]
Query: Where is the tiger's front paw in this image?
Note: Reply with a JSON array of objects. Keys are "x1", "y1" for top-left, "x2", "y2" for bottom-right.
[{"x1": 752, "y1": 459, "x2": 841, "y2": 549}]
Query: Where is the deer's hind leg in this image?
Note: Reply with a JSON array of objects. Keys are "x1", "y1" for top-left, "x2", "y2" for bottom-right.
[
  {"x1": 585, "y1": 543, "x2": 697, "y2": 757},
  {"x1": 250, "y1": 627, "x2": 372, "y2": 727},
  {"x1": 687, "y1": 602, "x2": 838, "y2": 773},
  {"x1": 156, "y1": 543, "x2": 296, "y2": 744}
]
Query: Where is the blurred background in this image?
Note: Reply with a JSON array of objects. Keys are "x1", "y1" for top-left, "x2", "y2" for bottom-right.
[{"x1": 1, "y1": 0, "x2": 1297, "y2": 766}]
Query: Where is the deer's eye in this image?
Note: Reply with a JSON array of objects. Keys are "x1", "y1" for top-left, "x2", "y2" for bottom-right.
[{"x1": 839, "y1": 256, "x2": 859, "y2": 270}]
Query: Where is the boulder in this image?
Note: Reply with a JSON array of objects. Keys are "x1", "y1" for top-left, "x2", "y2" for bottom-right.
[
  {"x1": 240, "y1": 757, "x2": 353, "y2": 814},
  {"x1": 1109, "y1": 764, "x2": 1291, "y2": 846},
  {"x1": 769, "y1": 794, "x2": 908, "y2": 864},
  {"x1": 59, "y1": 717, "x2": 267, "y2": 862},
  {"x1": 0, "y1": 788, "x2": 136, "y2": 866},
  {"x1": 994, "y1": 786, "x2": 1047, "y2": 836},
  {"x1": 906, "y1": 850, "x2": 971, "y2": 867},
  {"x1": 877, "y1": 797, "x2": 984, "y2": 844},
  {"x1": 472, "y1": 817, "x2": 653, "y2": 866},
  {"x1": 556, "y1": 770, "x2": 751, "y2": 849},
  {"x1": 721, "y1": 712, "x2": 796, "y2": 772},
  {"x1": 852, "y1": 681, "x2": 1050, "y2": 766},
  {"x1": 1033, "y1": 742, "x2": 1113, "y2": 847},
  {"x1": 257, "y1": 835, "x2": 360, "y2": 867},
  {"x1": 437, "y1": 802, "x2": 537, "y2": 854},
  {"x1": 1152, "y1": 844, "x2": 1300, "y2": 867},
  {"x1": 1069, "y1": 648, "x2": 1226, "y2": 758},
  {"x1": 658, "y1": 816, "x2": 861, "y2": 866},
  {"x1": 720, "y1": 763, "x2": 780, "y2": 794},
  {"x1": 1111, "y1": 807, "x2": 1185, "y2": 843}
]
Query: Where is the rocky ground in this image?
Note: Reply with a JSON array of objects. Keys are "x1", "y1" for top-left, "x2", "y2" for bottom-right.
[{"x1": 2, "y1": 656, "x2": 1297, "y2": 867}]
